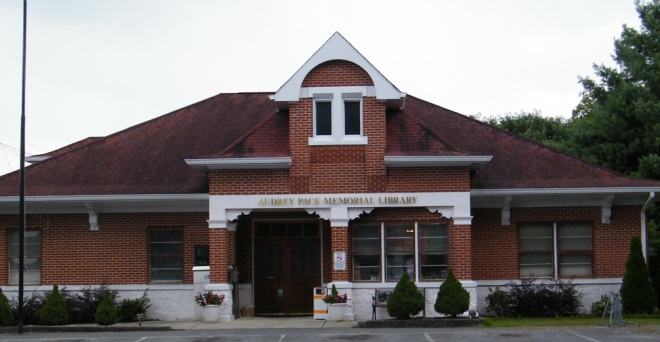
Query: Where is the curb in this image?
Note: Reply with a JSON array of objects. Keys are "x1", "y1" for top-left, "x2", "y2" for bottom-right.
[
  {"x1": 357, "y1": 318, "x2": 484, "y2": 328},
  {"x1": 0, "y1": 325, "x2": 172, "y2": 333}
]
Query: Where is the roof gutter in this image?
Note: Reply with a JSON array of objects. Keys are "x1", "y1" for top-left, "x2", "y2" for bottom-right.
[{"x1": 641, "y1": 192, "x2": 656, "y2": 260}]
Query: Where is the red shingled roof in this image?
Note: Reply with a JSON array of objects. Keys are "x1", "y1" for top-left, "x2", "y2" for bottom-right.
[
  {"x1": 0, "y1": 92, "x2": 657, "y2": 196},
  {"x1": 0, "y1": 93, "x2": 278, "y2": 196}
]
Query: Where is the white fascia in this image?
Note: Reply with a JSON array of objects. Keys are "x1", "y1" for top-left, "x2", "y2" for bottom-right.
[
  {"x1": 0, "y1": 193, "x2": 209, "y2": 215},
  {"x1": 270, "y1": 32, "x2": 405, "y2": 106},
  {"x1": 471, "y1": 187, "x2": 660, "y2": 210},
  {"x1": 185, "y1": 157, "x2": 292, "y2": 170},
  {"x1": 384, "y1": 156, "x2": 492, "y2": 168}
]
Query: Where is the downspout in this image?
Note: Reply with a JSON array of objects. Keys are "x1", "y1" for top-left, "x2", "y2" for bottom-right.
[{"x1": 641, "y1": 192, "x2": 656, "y2": 260}]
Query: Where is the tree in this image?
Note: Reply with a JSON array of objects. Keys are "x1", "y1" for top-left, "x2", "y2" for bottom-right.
[
  {"x1": 620, "y1": 236, "x2": 657, "y2": 314},
  {"x1": 434, "y1": 268, "x2": 470, "y2": 317},
  {"x1": 571, "y1": 0, "x2": 660, "y2": 179},
  {"x1": 386, "y1": 272, "x2": 424, "y2": 319},
  {"x1": 39, "y1": 285, "x2": 69, "y2": 325},
  {"x1": 475, "y1": 110, "x2": 572, "y2": 152}
]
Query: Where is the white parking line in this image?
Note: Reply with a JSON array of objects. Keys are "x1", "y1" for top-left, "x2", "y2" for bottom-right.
[
  {"x1": 133, "y1": 338, "x2": 148, "y2": 342},
  {"x1": 278, "y1": 334, "x2": 286, "y2": 342},
  {"x1": 424, "y1": 333, "x2": 435, "y2": 342},
  {"x1": 565, "y1": 329, "x2": 602, "y2": 342}
]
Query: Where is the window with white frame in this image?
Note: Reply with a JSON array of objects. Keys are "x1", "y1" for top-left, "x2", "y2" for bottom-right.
[
  {"x1": 308, "y1": 87, "x2": 369, "y2": 145},
  {"x1": 150, "y1": 229, "x2": 183, "y2": 282},
  {"x1": 518, "y1": 222, "x2": 592, "y2": 278},
  {"x1": 351, "y1": 222, "x2": 448, "y2": 282},
  {"x1": 9, "y1": 230, "x2": 41, "y2": 284}
]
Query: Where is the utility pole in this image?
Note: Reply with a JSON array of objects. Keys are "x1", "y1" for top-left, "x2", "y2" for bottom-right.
[{"x1": 18, "y1": 0, "x2": 28, "y2": 334}]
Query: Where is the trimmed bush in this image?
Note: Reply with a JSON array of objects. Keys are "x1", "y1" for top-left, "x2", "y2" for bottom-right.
[
  {"x1": 387, "y1": 272, "x2": 424, "y2": 319},
  {"x1": 117, "y1": 289, "x2": 151, "y2": 323},
  {"x1": 95, "y1": 291, "x2": 118, "y2": 326},
  {"x1": 435, "y1": 268, "x2": 469, "y2": 317},
  {"x1": 10, "y1": 292, "x2": 44, "y2": 325},
  {"x1": 485, "y1": 277, "x2": 582, "y2": 317},
  {"x1": 39, "y1": 285, "x2": 69, "y2": 325},
  {"x1": 620, "y1": 236, "x2": 657, "y2": 315},
  {"x1": 0, "y1": 289, "x2": 13, "y2": 326}
]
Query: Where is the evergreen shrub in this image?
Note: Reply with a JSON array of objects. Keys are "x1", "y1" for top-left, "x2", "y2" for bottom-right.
[
  {"x1": 434, "y1": 268, "x2": 469, "y2": 317},
  {"x1": 95, "y1": 291, "x2": 118, "y2": 326},
  {"x1": 39, "y1": 285, "x2": 69, "y2": 325},
  {"x1": 591, "y1": 295, "x2": 609, "y2": 317},
  {"x1": 0, "y1": 289, "x2": 13, "y2": 326},
  {"x1": 386, "y1": 272, "x2": 424, "y2": 319},
  {"x1": 620, "y1": 236, "x2": 657, "y2": 315}
]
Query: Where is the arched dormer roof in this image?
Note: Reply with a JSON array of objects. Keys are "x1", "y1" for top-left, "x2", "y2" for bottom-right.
[{"x1": 270, "y1": 32, "x2": 406, "y2": 109}]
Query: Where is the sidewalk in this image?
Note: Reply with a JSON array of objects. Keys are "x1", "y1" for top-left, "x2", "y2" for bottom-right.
[{"x1": 118, "y1": 316, "x2": 358, "y2": 330}]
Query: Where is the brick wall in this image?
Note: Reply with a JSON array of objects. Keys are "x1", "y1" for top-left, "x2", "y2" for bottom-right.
[
  {"x1": 387, "y1": 167, "x2": 470, "y2": 192},
  {"x1": 302, "y1": 60, "x2": 374, "y2": 87},
  {"x1": 471, "y1": 206, "x2": 642, "y2": 280},
  {"x1": 210, "y1": 169, "x2": 290, "y2": 195},
  {"x1": 0, "y1": 212, "x2": 208, "y2": 286}
]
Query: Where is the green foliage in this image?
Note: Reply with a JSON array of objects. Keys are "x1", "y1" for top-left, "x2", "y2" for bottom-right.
[
  {"x1": 484, "y1": 277, "x2": 582, "y2": 317},
  {"x1": 95, "y1": 291, "x2": 118, "y2": 326},
  {"x1": 621, "y1": 236, "x2": 657, "y2": 314},
  {"x1": 571, "y1": 0, "x2": 660, "y2": 179},
  {"x1": 66, "y1": 285, "x2": 118, "y2": 324},
  {"x1": 386, "y1": 272, "x2": 424, "y2": 319},
  {"x1": 117, "y1": 289, "x2": 151, "y2": 323},
  {"x1": 0, "y1": 289, "x2": 13, "y2": 326},
  {"x1": 434, "y1": 268, "x2": 469, "y2": 317},
  {"x1": 475, "y1": 110, "x2": 572, "y2": 151},
  {"x1": 39, "y1": 285, "x2": 69, "y2": 326},
  {"x1": 484, "y1": 287, "x2": 514, "y2": 317},
  {"x1": 591, "y1": 295, "x2": 610, "y2": 317}
]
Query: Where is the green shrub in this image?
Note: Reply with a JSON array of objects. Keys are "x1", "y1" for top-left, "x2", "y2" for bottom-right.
[
  {"x1": 387, "y1": 272, "x2": 424, "y2": 319},
  {"x1": 0, "y1": 289, "x2": 13, "y2": 326},
  {"x1": 95, "y1": 291, "x2": 118, "y2": 326},
  {"x1": 620, "y1": 236, "x2": 657, "y2": 315},
  {"x1": 117, "y1": 289, "x2": 151, "y2": 322},
  {"x1": 484, "y1": 286, "x2": 514, "y2": 317},
  {"x1": 10, "y1": 292, "x2": 44, "y2": 325},
  {"x1": 591, "y1": 295, "x2": 609, "y2": 317},
  {"x1": 484, "y1": 277, "x2": 582, "y2": 317},
  {"x1": 435, "y1": 268, "x2": 469, "y2": 317},
  {"x1": 66, "y1": 285, "x2": 118, "y2": 324},
  {"x1": 39, "y1": 285, "x2": 68, "y2": 325}
]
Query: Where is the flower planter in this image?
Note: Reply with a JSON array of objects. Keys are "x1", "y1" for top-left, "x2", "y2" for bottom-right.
[
  {"x1": 201, "y1": 305, "x2": 222, "y2": 323},
  {"x1": 326, "y1": 303, "x2": 348, "y2": 321}
]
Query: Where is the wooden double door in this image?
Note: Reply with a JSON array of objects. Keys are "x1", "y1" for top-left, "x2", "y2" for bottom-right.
[{"x1": 254, "y1": 221, "x2": 321, "y2": 316}]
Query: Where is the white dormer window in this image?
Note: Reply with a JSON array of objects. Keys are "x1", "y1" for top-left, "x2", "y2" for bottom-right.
[{"x1": 305, "y1": 86, "x2": 372, "y2": 145}]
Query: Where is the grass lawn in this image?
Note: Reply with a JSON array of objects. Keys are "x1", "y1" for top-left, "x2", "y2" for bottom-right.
[{"x1": 483, "y1": 315, "x2": 660, "y2": 328}]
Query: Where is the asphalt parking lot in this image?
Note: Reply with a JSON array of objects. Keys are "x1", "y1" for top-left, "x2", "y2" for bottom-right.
[{"x1": 1, "y1": 326, "x2": 659, "y2": 342}]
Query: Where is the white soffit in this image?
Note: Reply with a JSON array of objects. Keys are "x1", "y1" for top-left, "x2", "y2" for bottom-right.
[
  {"x1": 385, "y1": 156, "x2": 492, "y2": 168},
  {"x1": 270, "y1": 32, "x2": 405, "y2": 105},
  {"x1": 185, "y1": 157, "x2": 292, "y2": 170}
]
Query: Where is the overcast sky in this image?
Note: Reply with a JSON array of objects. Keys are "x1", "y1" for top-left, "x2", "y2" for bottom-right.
[{"x1": 0, "y1": 0, "x2": 643, "y2": 176}]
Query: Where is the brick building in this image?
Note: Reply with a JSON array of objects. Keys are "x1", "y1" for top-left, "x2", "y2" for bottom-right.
[{"x1": 0, "y1": 33, "x2": 659, "y2": 321}]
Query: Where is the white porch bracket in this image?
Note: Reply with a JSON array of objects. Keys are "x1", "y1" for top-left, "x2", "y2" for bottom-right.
[
  {"x1": 501, "y1": 196, "x2": 512, "y2": 226},
  {"x1": 84, "y1": 203, "x2": 99, "y2": 231},
  {"x1": 601, "y1": 195, "x2": 615, "y2": 224}
]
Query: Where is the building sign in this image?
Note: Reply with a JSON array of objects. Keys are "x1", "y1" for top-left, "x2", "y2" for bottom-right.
[
  {"x1": 334, "y1": 252, "x2": 346, "y2": 271},
  {"x1": 258, "y1": 196, "x2": 417, "y2": 206}
]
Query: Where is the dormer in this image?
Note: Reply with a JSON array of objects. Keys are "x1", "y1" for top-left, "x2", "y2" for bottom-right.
[{"x1": 270, "y1": 33, "x2": 406, "y2": 146}]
